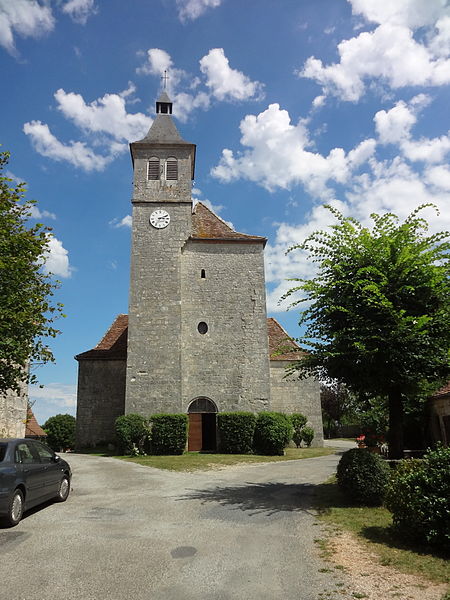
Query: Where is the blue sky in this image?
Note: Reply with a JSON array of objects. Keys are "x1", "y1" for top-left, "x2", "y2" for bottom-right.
[{"x1": 1, "y1": 0, "x2": 450, "y2": 424}]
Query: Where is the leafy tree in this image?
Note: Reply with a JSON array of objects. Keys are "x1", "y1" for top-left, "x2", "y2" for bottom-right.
[
  {"x1": 43, "y1": 414, "x2": 76, "y2": 451},
  {"x1": 0, "y1": 151, "x2": 63, "y2": 394},
  {"x1": 284, "y1": 205, "x2": 450, "y2": 458},
  {"x1": 320, "y1": 382, "x2": 357, "y2": 438}
]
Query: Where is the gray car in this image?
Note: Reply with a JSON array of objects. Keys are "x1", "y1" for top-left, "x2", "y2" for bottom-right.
[{"x1": 0, "y1": 438, "x2": 72, "y2": 527}]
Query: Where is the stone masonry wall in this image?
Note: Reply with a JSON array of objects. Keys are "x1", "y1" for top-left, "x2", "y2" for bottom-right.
[
  {"x1": 181, "y1": 241, "x2": 271, "y2": 413},
  {"x1": 125, "y1": 202, "x2": 193, "y2": 415},
  {"x1": 76, "y1": 360, "x2": 126, "y2": 448},
  {"x1": 0, "y1": 383, "x2": 27, "y2": 438},
  {"x1": 270, "y1": 361, "x2": 324, "y2": 447}
]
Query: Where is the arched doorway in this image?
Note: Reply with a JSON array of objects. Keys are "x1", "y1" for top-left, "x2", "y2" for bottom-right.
[{"x1": 187, "y1": 397, "x2": 217, "y2": 452}]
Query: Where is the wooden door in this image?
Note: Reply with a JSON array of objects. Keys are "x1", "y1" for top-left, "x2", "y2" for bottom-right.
[{"x1": 188, "y1": 413, "x2": 202, "y2": 451}]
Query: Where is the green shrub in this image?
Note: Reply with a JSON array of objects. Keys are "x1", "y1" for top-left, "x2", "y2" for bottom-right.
[
  {"x1": 217, "y1": 412, "x2": 256, "y2": 454},
  {"x1": 290, "y1": 413, "x2": 307, "y2": 448},
  {"x1": 301, "y1": 426, "x2": 315, "y2": 447},
  {"x1": 115, "y1": 414, "x2": 149, "y2": 455},
  {"x1": 253, "y1": 412, "x2": 293, "y2": 456},
  {"x1": 150, "y1": 414, "x2": 187, "y2": 455},
  {"x1": 337, "y1": 448, "x2": 390, "y2": 505},
  {"x1": 43, "y1": 414, "x2": 76, "y2": 451},
  {"x1": 385, "y1": 445, "x2": 450, "y2": 551}
]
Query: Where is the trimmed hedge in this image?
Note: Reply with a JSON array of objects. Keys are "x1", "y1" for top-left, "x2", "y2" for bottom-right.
[
  {"x1": 337, "y1": 448, "x2": 390, "y2": 505},
  {"x1": 253, "y1": 412, "x2": 293, "y2": 456},
  {"x1": 115, "y1": 414, "x2": 149, "y2": 455},
  {"x1": 290, "y1": 413, "x2": 307, "y2": 448},
  {"x1": 301, "y1": 426, "x2": 315, "y2": 447},
  {"x1": 43, "y1": 414, "x2": 76, "y2": 451},
  {"x1": 150, "y1": 414, "x2": 188, "y2": 455},
  {"x1": 385, "y1": 445, "x2": 450, "y2": 551},
  {"x1": 217, "y1": 412, "x2": 256, "y2": 454}
]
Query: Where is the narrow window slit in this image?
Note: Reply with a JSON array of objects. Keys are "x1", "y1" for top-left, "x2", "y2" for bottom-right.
[{"x1": 201, "y1": 269, "x2": 206, "y2": 279}]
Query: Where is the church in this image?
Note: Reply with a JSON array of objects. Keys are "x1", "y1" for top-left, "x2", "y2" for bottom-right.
[{"x1": 75, "y1": 92, "x2": 323, "y2": 451}]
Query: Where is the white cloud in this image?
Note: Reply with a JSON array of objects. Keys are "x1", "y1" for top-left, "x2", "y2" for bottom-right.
[
  {"x1": 425, "y1": 165, "x2": 450, "y2": 191},
  {"x1": 374, "y1": 96, "x2": 450, "y2": 164},
  {"x1": 60, "y1": 0, "x2": 96, "y2": 25},
  {"x1": 42, "y1": 235, "x2": 72, "y2": 278},
  {"x1": 54, "y1": 88, "x2": 152, "y2": 142},
  {"x1": 23, "y1": 120, "x2": 116, "y2": 171},
  {"x1": 137, "y1": 48, "x2": 174, "y2": 78},
  {"x1": 29, "y1": 383, "x2": 77, "y2": 424},
  {"x1": 300, "y1": 1, "x2": 450, "y2": 101},
  {"x1": 110, "y1": 215, "x2": 132, "y2": 228},
  {"x1": 176, "y1": 0, "x2": 221, "y2": 22},
  {"x1": 29, "y1": 205, "x2": 57, "y2": 220},
  {"x1": 199, "y1": 48, "x2": 264, "y2": 102},
  {"x1": 0, "y1": 0, "x2": 95, "y2": 55},
  {"x1": 266, "y1": 153, "x2": 450, "y2": 314},
  {"x1": 211, "y1": 103, "x2": 376, "y2": 196},
  {"x1": 0, "y1": 0, "x2": 54, "y2": 55},
  {"x1": 24, "y1": 85, "x2": 152, "y2": 171},
  {"x1": 137, "y1": 48, "x2": 262, "y2": 121}
]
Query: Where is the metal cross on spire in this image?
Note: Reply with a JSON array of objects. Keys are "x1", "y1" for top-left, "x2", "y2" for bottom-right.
[{"x1": 161, "y1": 70, "x2": 169, "y2": 90}]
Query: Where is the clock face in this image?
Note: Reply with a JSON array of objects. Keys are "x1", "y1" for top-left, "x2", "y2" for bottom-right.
[{"x1": 150, "y1": 209, "x2": 170, "y2": 229}]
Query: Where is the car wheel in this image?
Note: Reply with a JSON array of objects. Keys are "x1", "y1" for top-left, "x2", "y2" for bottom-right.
[
  {"x1": 3, "y1": 489, "x2": 24, "y2": 527},
  {"x1": 55, "y1": 475, "x2": 70, "y2": 502}
]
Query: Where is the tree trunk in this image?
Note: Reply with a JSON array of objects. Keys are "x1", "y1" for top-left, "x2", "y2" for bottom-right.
[{"x1": 388, "y1": 389, "x2": 404, "y2": 459}]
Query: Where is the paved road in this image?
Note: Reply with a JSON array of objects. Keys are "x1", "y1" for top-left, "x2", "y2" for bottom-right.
[{"x1": 1, "y1": 444, "x2": 353, "y2": 600}]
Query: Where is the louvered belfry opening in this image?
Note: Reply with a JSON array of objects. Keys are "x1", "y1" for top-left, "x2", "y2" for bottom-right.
[
  {"x1": 147, "y1": 157, "x2": 160, "y2": 180},
  {"x1": 166, "y1": 156, "x2": 178, "y2": 180}
]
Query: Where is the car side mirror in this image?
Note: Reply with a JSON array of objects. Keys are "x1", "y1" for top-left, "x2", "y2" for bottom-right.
[{"x1": 54, "y1": 455, "x2": 61, "y2": 462}]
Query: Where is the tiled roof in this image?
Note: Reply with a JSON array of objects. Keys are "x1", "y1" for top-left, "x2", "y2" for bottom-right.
[
  {"x1": 25, "y1": 409, "x2": 47, "y2": 437},
  {"x1": 76, "y1": 315, "x2": 299, "y2": 362},
  {"x1": 267, "y1": 317, "x2": 304, "y2": 361},
  {"x1": 75, "y1": 314, "x2": 128, "y2": 361},
  {"x1": 430, "y1": 381, "x2": 450, "y2": 399},
  {"x1": 191, "y1": 202, "x2": 267, "y2": 245}
]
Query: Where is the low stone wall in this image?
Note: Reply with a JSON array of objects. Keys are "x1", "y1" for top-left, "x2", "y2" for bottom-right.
[{"x1": 0, "y1": 384, "x2": 27, "y2": 438}]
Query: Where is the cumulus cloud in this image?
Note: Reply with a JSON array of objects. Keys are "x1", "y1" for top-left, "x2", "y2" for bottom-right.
[
  {"x1": 137, "y1": 47, "x2": 262, "y2": 121},
  {"x1": 110, "y1": 215, "x2": 132, "y2": 228},
  {"x1": 0, "y1": 0, "x2": 95, "y2": 55},
  {"x1": 54, "y1": 88, "x2": 151, "y2": 142},
  {"x1": 211, "y1": 103, "x2": 376, "y2": 196},
  {"x1": 60, "y1": 0, "x2": 97, "y2": 25},
  {"x1": 42, "y1": 235, "x2": 72, "y2": 278},
  {"x1": 374, "y1": 96, "x2": 450, "y2": 164},
  {"x1": 176, "y1": 0, "x2": 221, "y2": 22},
  {"x1": 29, "y1": 205, "x2": 57, "y2": 220},
  {"x1": 23, "y1": 120, "x2": 116, "y2": 171},
  {"x1": 299, "y1": 0, "x2": 450, "y2": 101},
  {"x1": 24, "y1": 85, "x2": 151, "y2": 171},
  {"x1": 199, "y1": 48, "x2": 264, "y2": 101},
  {"x1": 0, "y1": 0, "x2": 54, "y2": 55}
]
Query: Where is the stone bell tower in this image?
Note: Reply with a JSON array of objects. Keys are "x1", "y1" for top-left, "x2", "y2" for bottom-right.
[{"x1": 125, "y1": 91, "x2": 196, "y2": 415}]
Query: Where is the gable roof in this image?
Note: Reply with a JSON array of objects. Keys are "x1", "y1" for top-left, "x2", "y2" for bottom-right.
[
  {"x1": 25, "y1": 409, "x2": 47, "y2": 437},
  {"x1": 75, "y1": 314, "x2": 128, "y2": 360},
  {"x1": 267, "y1": 317, "x2": 303, "y2": 361},
  {"x1": 191, "y1": 202, "x2": 267, "y2": 246},
  {"x1": 76, "y1": 314, "x2": 299, "y2": 362}
]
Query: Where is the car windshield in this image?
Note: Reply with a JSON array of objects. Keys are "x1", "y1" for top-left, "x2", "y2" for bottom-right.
[{"x1": 0, "y1": 443, "x2": 7, "y2": 462}]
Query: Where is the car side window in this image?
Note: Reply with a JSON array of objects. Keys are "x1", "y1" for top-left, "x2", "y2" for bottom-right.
[
  {"x1": 34, "y1": 442, "x2": 54, "y2": 464},
  {"x1": 15, "y1": 443, "x2": 35, "y2": 464}
]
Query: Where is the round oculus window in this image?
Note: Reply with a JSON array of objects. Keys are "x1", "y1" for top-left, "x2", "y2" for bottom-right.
[{"x1": 197, "y1": 322, "x2": 208, "y2": 334}]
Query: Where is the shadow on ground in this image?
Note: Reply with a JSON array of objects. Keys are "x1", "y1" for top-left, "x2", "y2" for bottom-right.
[{"x1": 177, "y1": 481, "x2": 337, "y2": 516}]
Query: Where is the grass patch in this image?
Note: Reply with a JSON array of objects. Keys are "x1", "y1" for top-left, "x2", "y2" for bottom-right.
[
  {"x1": 314, "y1": 476, "x2": 450, "y2": 585},
  {"x1": 118, "y1": 446, "x2": 334, "y2": 471}
]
